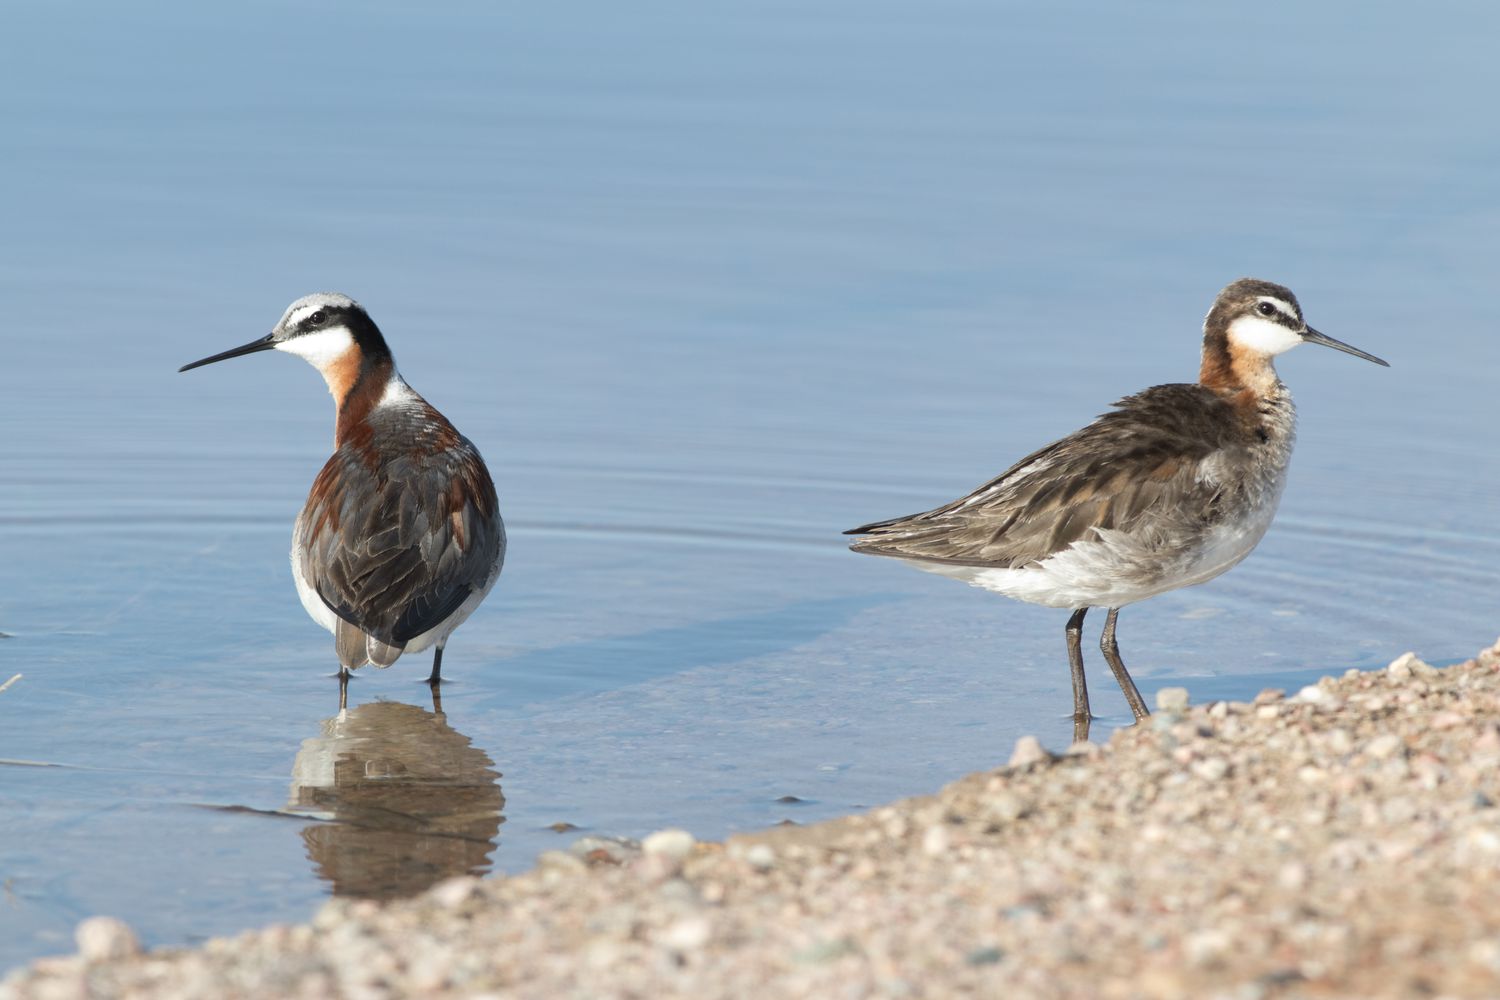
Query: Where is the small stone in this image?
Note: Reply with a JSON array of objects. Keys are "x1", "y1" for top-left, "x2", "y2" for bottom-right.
[
  {"x1": 1277, "y1": 862, "x2": 1309, "y2": 891},
  {"x1": 795, "y1": 937, "x2": 859, "y2": 963},
  {"x1": 983, "y1": 791, "x2": 1028, "y2": 825},
  {"x1": 1155, "y1": 687, "x2": 1190, "y2": 713},
  {"x1": 1184, "y1": 928, "x2": 1232, "y2": 967},
  {"x1": 1466, "y1": 829, "x2": 1500, "y2": 855},
  {"x1": 1364, "y1": 734, "x2": 1403, "y2": 759},
  {"x1": 537, "y1": 850, "x2": 587, "y2": 874},
  {"x1": 430, "y1": 876, "x2": 481, "y2": 908},
  {"x1": 922, "y1": 825, "x2": 952, "y2": 856},
  {"x1": 658, "y1": 916, "x2": 712, "y2": 951},
  {"x1": 1469, "y1": 940, "x2": 1500, "y2": 972},
  {"x1": 1254, "y1": 688, "x2": 1285, "y2": 705},
  {"x1": 1292, "y1": 684, "x2": 1327, "y2": 704},
  {"x1": 965, "y1": 945, "x2": 1005, "y2": 966},
  {"x1": 641, "y1": 828, "x2": 696, "y2": 862},
  {"x1": 1387, "y1": 652, "x2": 1423, "y2": 681},
  {"x1": 1256, "y1": 704, "x2": 1281, "y2": 720},
  {"x1": 1381, "y1": 797, "x2": 1418, "y2": 824},
  {"x1": 569, "y1": 835, "x2": 639, "y2": 865},
  {"x1": 548, "y1": 821, "x2": 580, "y2": 833},
  {"x1": 312, "y1": 900, "x2": 351, "y2": 929},
  {"x1": 1431, "y1": 710, "x2": 1466, "y2": 730},
  {"x1": 635, "y1": 853, "x2": 683, "y2": 882},
  {"x1": 1191, "y1": 758, "x2": 1230, "y2": 782},
  {"x1": 76, "y1": 916, "x2": 141, "y2": 961},
  {"x1": 744, "y1": 844, "x2": 776, "y2": 870},
  {"x1": 1008, "y1": 735, "x2": 1051, "y2": 768},
  {"x1": 1065, "y1": 739, "x2": 1101, "y2": 757}
]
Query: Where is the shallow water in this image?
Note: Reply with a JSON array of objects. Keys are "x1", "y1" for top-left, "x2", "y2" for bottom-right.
[{"x1": 3, "y1": 0, "x2": 1499, "y2": 970}]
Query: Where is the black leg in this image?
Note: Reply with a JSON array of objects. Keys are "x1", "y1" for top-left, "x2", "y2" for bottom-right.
[
  {"x1": 424, "y1": 644, "x2": 445, "y2": 687},
  {"x1": 1066, "y1": 607, "x2": 1091, "y2": 743},
  {"x1": 338, "y1": 667, "x2": 350, "y2": 712},
  {"x1": 1100, "y1": 607, "x2": 1150, "y2": 722}
]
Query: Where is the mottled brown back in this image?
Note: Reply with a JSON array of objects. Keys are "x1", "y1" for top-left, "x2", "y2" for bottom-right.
[{"x1": 296, "y1": 403, "x2": 502, "y2": 649}]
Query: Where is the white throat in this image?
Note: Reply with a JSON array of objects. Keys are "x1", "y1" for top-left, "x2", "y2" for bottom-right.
[
  {"x1": 1227, "y1": 314, "x2": 1303, "y2": 357},
  {"x1": 274, "y1": 327, "x2": 356, "y2": 368}
]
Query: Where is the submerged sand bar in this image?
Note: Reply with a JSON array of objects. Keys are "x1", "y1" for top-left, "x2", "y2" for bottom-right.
[{"x1": 7, "y1": 639, "x2": 1500, "y2": 999}]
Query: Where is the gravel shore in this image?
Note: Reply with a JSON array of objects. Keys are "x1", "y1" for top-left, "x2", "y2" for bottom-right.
[{"x1": 7, "y1": 638, "x2": 1500, "y2": 1000}]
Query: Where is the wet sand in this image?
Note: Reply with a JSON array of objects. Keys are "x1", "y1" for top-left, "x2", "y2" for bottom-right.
[{"x1": 6, "y1": 638, "x2": 1500, "y2": 1000}]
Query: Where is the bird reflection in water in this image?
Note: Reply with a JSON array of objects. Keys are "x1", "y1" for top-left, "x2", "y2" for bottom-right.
[{"x1": 287, "y1": 689, "x2": 504, "y2": 900}]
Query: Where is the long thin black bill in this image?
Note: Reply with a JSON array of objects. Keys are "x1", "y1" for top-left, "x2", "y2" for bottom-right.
[
  {"x1": 179, "y1": 333, "x2": 277, "y2": 373},
  {"x1": 1301, "y1": 327, "x2": 1389, "y2": 367}
]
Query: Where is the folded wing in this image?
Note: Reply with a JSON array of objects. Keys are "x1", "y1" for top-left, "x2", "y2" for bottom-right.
[
  {"x1": 846, "y1": 384, "x2": 1244, "y2": 569},
  {"x1": 296, "y1": 441, "x2": 502, "y2": 650}
]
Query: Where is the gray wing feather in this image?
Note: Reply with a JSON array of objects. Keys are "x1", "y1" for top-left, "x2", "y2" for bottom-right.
[{"x1": 846, "y1": 384, "x2": 1244, "y2": 568}]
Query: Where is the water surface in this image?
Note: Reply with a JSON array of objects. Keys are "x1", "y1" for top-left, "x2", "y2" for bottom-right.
[{"x1": 3, "y1": 0, "x2": 1499, "y2": 970}]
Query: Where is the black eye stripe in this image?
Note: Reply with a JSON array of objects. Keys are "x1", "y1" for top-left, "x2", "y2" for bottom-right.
[{"x1": 1254, "y1": 300, "x2": 1301, "y2": 325}]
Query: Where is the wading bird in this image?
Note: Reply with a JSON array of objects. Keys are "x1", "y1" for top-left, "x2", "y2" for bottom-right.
[
  {"x1": 846, "y1": 279, "x2": 1387, "y2": 741},
  {"x1": 181, "y1": 293, "x2": 503, "y2": 705}
]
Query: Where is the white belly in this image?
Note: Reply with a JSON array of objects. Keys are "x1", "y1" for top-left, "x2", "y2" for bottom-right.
[
  {"x1": 291, "y1": 548, "x2": 340, "y2": 635},
  {"x1": 912, "y1": 487, "x2": 1283, "y2": 610}
]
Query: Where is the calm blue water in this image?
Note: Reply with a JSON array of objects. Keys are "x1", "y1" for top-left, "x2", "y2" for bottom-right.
[{"x1": 3, "y1": 0, "x2": 1499, "y2": 971}]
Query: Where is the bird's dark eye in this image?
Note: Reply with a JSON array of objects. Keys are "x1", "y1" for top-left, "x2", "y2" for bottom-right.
[
  {"x1": 308, "y1": 310, "x2": 327, "y2": 326},
  {"x1": 1256, "y1": 302, "x2": 1276, "y2": 317}
]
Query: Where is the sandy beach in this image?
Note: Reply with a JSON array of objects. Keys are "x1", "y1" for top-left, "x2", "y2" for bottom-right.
[{"x1": 6, "y1": 637, "x2": 1500, "y2": 1000}]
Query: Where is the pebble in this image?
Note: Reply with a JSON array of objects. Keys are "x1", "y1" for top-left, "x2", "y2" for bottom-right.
[
  {"x1": 75, "y1": 916, "x2": 141, "y2": 961},
  {"x1": 1007, "y1": 735, "x2": 1050, "y2": 768},
  {"x1": 921, "y1": 825, "x2": 951, "y2": 856},
  {"x1": 642, "y1": 829, "x2": 696, "y2": 862},
  {"x1": 658, "y1": 917, "x2": 712, "y2": 952},
  {"x1": 1430, "y1": 710, "x2": 1466, "y2": 730},
  {"x1": 570, "y1": 836, "x2": 640, "y2": 865},
  {"x1": 431, "y1": 876, "x2": 482, "y2": 909},
  {"x1": 982, "y1": 791, "x2": 1028, "y2": 825},
  {"x1": 1191, "y1": 757, "x2": 1230, "y2": 782},
  {"x1": 1386, "y1": 652, "x2": 1432, "y2": 682},
  {"x1": 1292, "y1": 684, "x2": 1327, "y2": 704},
  {"x1": 538, "y1": 849, "x2": 588, "y2": 874},
  {"x1": 1155, "y1": 687, "x2": 1190, "y2": 713},
  {"x1": 965, "y1": 945, "x2": 1004, "y2": 966},
  {"x1": 741, "y1": 844, "x2": 776, "y2": 871}
]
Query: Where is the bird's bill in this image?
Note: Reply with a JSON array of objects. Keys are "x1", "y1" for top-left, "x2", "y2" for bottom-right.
[
  {"x1": 178, "y1": 333, "x2": 277, "y2": 373},
  {"x1": 1301, "y1": 327, "x2": 1389, "y2": 367}
]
